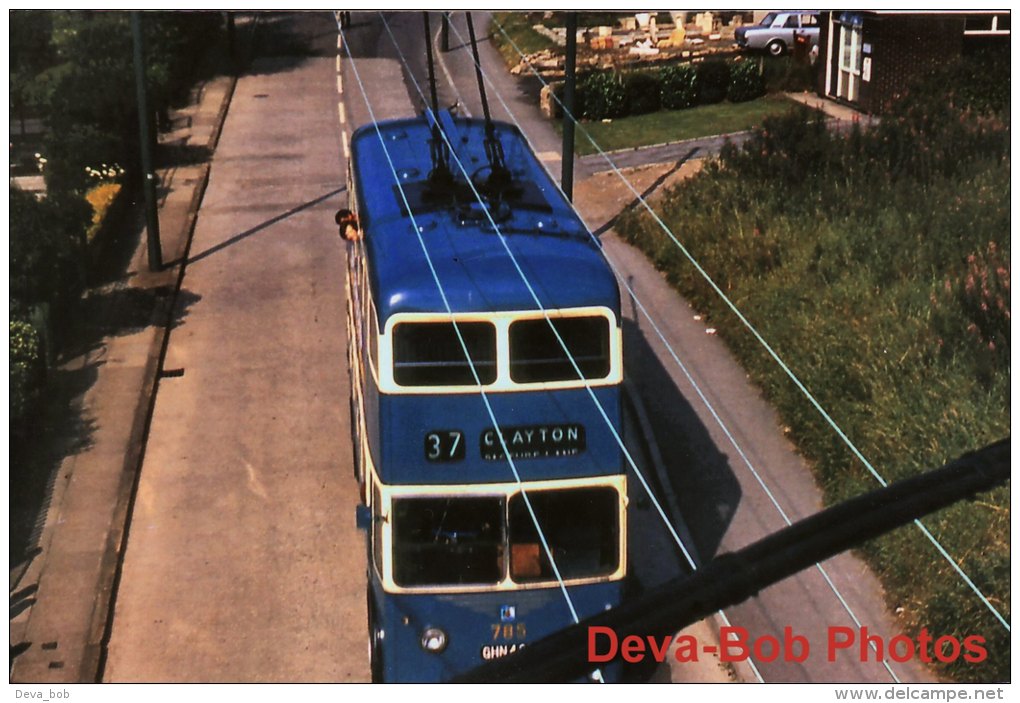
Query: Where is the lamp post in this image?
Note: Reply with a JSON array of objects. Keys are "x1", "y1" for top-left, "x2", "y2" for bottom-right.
[
  {"x1": 131, "y1": 11, "x2": 162, "y2": 271},
  {"x1": 561, "y1": 12, "x2": 578, "y2": 202}
]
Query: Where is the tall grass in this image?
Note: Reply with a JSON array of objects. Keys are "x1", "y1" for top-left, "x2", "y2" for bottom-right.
[{"x1": 616, "y1": 98, "x2": 1010, "y2": 681}]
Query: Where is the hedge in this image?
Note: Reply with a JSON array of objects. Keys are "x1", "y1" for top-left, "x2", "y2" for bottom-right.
[
  {"x1": 580, "y1": 71, "x2": 628, "y2": 120},
  {"x1": 660, "y1": 64, "x2": 699, "y2": 110},
  {"x1": 565, "y1": 59, "x2": 772, "y2": 123},
  {"x1": 728, "y1": 60, "x2": 766, "y2": 103}
]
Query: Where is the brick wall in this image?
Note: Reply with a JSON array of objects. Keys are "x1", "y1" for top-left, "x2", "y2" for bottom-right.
[{"x1": 864, "y1": 14, "x2": 964, "y2": 113}]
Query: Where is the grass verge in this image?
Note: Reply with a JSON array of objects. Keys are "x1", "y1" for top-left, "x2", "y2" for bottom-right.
[
  {"x1": 556, "y1": 95, "x2": 803, "y2": 155},
  {"x1": 490, "y1": 12, "x2": 556, "y2": 68},
  {"x1": 615, "y1": 107, "x2": 1010, "y2": 682}
]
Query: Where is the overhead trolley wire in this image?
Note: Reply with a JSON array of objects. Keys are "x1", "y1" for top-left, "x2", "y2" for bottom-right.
[
  {"x1": 486, "y1": 11, "x2": 1010, "y2": 635},
  {"x1": 437, "y1": 13, "x2": 905, "y2": 681},
  {"x1": 335, "y1": 11, "x2": 605, "y2": 681}
]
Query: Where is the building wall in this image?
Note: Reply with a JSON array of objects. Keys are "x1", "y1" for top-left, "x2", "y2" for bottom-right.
[
  {"x1": 818, "y1": 12, "x2": 966, "y2": 114},
  {"x1": 864, "y1": 14, "x2": 963, "y2": 113},
  {"x1": 817, "y1": 13, "x2": 831, "y2": 98}
]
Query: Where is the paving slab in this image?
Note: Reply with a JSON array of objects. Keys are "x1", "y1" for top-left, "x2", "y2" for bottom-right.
[{"x1": 9, "y1": 39, "x2": 242, "y2": 686}]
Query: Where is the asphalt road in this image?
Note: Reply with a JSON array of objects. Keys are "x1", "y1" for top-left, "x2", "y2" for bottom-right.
[{"x1": 103, "y1": 13, "x2": 368, "y2": 682}]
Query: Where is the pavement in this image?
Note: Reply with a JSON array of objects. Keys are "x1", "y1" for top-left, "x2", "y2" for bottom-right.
[
  {"x1": 784, "y1": 89, "x2": 875, "y2": 123},
  {"x1": 9, "y1": 21, "x2": 245, "y2": 684}
]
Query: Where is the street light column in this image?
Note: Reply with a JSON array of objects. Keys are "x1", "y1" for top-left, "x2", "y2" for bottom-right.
[{"x1": 131, "y1": 11, "x2": 163, "y2": 272}]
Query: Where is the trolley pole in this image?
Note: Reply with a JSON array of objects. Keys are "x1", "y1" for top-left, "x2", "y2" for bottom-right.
[
  {"x1": 440, "y1": 13, "x2": 450, "y2": 52},
  {"x1": 131, "y1": 12, "x2": 162, "y2": 271},
  {"x1": 226, "y1": 11, "x2": 236, "y2": 64},
  {"x1": 561, "y1": 12, "x2": 578, "y2": 202}
]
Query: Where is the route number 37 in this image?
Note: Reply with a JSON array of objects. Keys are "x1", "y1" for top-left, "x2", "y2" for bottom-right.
[{"x1": 424, "y1": 430, "x2": 465, "y2": 462}]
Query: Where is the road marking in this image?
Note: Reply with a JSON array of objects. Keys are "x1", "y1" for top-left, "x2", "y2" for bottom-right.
[
  {"x1": 341, "y1": 130, "x2": 350, "y2": 159},
  {"x1": 338, "y1": 101, "x2": 347, "y2": 125},
  {"x1": 536, "y1": 151, "x2": 561, "y2": 162},
  {"x1": 337, "y1": 34, "x2": 342, "y2": 50},
  {"x1": 336, "y1": 54, "x2": 341, "y2": 74},
  {"x1": 337, "y1": 72, "x2": 343, "y2": 94}
]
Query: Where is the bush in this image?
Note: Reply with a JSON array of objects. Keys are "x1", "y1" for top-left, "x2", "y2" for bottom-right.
[
  {"x1": 720, "y1": 107, "x2": 832, "y2": 186},
  {"x1": 617, "y1": 88, "x2": 1010, "y2": 683},
  {"x1": 762, "y1": 55, "x2": 816, "y2": 93},
  {"x1": 30, "y1": 12, "x2": 223, "y2": 194},
  {"x1": 728, "y1": 59, "x2": 766, "y2": 103},
  {"x1": 696, "y1": 60, "x2": 730, "y2": 104},
  {"x1": 10, "y1": 319, "x2": 45, "y2": 431},
  {"x1": 580, "y1": 71, "x2": 628, "y2": 121},
  {"x1": 10, "y1": 186, "x2": 91, "y2": 313},
  {"x1": 904, "y1": 47, "x2": 1009, "y2": 117},
  {"x1": 553, "y1": 80, "x2": 590, "y2": 122},
  {"x1": 624, "y1": 71, "x2": 661, "y2": 116},
  {"x1": 659, "y1": 63, "x2": 699, "y2": 110}
]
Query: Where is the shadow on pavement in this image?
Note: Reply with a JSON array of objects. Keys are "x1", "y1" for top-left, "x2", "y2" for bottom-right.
[
  {"x1": 592, "y1": 149, "x2": 699, "y2": 237},
  {"x1": 622, "y1": 317, "x2": 742, "y2": 561},
  {"x1": 244, "y1": 12, "x2": 338, "y2": 75},
  {"x1": 9, "y1": 286, "x2": 201, "y2": 584},
  {"x1": 183, "y1": 186, "x2": 345, "y2": 266},
  {"x1": 10, "y1": 362, "x2": 100, "y2": 572}
]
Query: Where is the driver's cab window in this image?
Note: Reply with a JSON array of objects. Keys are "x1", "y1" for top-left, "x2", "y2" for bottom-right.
[{"x1": 783, "y1": 14, "x2": 799, "y2": 28}]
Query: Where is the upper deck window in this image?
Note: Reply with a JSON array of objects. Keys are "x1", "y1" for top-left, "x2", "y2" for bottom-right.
[
  {"x1": 508, "y1": 316, "x2": 611, "y2": 383},
  {"x1": 393, "y1": 321, "x2": 497, "y2": 386},
  {"x1": 965, "y1": 14, "x2": 1010, "y2": 34}
]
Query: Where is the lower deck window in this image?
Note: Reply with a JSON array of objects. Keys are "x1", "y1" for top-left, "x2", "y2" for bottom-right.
[
  {"x1": 390, "y1": 486, "x2": 619, "y2": 588},
  {"x1": 509, "y1": 487, "x2": 619, "y2": 582},
  {"x1": 393, "y1": 497, "x2": 505, "y2": 587}
]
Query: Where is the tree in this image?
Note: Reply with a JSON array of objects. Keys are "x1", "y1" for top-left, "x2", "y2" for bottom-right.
[
  {"x1": 39, "y1": 11, "x2": 223, "y2": 193},
  {"x1": 10, "y1": 11, "x2": 57, "y2": 131},
  {"x1": 9, "y1": 186, "x2": 92, "y2": 313}
]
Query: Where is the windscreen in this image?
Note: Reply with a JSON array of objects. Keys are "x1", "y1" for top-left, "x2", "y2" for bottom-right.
[
  {"x1": 392, "y1": 496, "x2": 505, "y2": 587},
  {"x1": 390, "y1": 486, "x2": 620, "y2": 588},
  {"x1": 508, "y1": 487, "x2": 619, "y2": 582}
]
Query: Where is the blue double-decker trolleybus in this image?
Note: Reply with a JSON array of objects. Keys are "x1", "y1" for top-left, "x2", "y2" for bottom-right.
[{"x1": 341, "y1": 109, "x2": 627, "y2": 682}]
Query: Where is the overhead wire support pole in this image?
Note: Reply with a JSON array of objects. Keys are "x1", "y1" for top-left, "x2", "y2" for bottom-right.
[
  {"x1": 132, "y1": 11, "x2": 163, "y2": 272},
  {"x1": 452, "y1": 439, "x2": 1010, "y2": 683},
  {"x1": 423, "y1": 13, "x2": 441, "y2": 117},
  {"x1": 561, "y1": 12, "x2": 577, "y2": 202}
]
